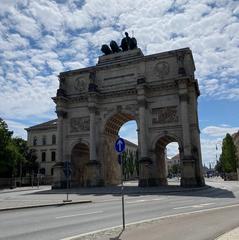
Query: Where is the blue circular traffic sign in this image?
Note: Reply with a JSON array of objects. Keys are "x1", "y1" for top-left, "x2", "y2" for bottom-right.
[{"x1": 115, "y1": 138, "x2": 125, "y2": 153}]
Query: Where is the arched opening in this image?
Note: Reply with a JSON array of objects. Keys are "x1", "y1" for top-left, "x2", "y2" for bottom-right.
[
  {"x1": 102, "y1": 112, "x2": 138, "y2": 185},
  {"x1": 166, "y1": 142, "x2": 180, "y2": 185},
  {"x1": 119, "y1": 120, "x2": 138, "y2": 183},
  {"x1": 71, "y1": 143, "x2": 89, "y2": 187},
  {"x1": 154, "y1": 135, "x2": 181, "y2": 186}
]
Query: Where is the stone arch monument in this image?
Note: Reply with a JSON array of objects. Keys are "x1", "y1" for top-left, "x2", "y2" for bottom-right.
[{"x1": 52, "y1": 47, "x2": 205, "y2": 188}]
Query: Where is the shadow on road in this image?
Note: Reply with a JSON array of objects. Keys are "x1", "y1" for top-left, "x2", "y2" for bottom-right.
[{"x1": 25, "y1": 184, "x2": 235, "y2": 198}]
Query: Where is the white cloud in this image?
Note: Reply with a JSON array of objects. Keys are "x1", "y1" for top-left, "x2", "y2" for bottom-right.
[
  {"x1": 5, "y1": 119, "x2": 28, "y2": 139},
  {"x1": 201, "y1": 138, "x2": 222, "y2": 167},
  {"x1": 202, "y1": 126, "x2": 239, "y2": 137},
  {"x1": 7, "y1": 9, "x2": 41, "y2": 39},
  {"x1": 166, "y1": 142, "x2": 179, "y2": 158},
  {"x1": 29, "y1": 1, "x2": 63, "y2": 33}
]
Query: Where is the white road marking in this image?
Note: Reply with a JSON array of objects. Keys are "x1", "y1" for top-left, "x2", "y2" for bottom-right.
[
  {"x1": 126, "y1": 198, "x2": 164, "y2": 204},
  {"x1": 174, "y1": 202, "x2": 215, "y2": 210},
  {"x1": 56, "y1": 211, "x2": 103, "y2": 219},
  {"x1": 60, "y1": 203, "x2": 239, "y2": 240},
  {"x1": 127, "y1": 199, "x2": 146, "y2": 204}
]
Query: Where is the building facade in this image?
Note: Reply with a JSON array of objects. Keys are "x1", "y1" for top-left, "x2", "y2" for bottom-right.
[{"x1": 25, "y1": 120, "x2": 57, "y2": 180}]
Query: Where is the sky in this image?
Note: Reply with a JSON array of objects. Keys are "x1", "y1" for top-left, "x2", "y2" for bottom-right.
[{"x1": 0, "y1": 0, "x2": 239, "y2": 167}]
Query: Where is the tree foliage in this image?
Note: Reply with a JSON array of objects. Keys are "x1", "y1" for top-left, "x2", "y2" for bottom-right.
[
  {"x1": 219, "y1": 133, "x2": 238, "y2": 173},
  {"x1": 122, "y1": 149, "x2": 138, "y2": 180},
  {"x1": 0, "y1": 118, "x2": 38, "y2": 178}
]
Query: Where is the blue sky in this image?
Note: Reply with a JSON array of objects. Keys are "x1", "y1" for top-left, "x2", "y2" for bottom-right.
[{"x1": 0, "y1": 0, "x2": 239, "y2": 167}]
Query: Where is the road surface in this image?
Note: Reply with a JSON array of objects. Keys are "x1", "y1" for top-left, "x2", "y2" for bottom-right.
[{"x1": 0, "y1": 179, "x2": 239, "y2": 240}]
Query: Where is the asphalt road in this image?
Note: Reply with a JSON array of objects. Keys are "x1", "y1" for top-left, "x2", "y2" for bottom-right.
[{"x1": 0, "y1": 179, "x2": 239, "y2": 240}]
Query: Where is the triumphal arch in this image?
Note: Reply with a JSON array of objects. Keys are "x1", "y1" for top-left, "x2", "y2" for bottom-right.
[{"x1": 52, "y1": 39, "x2": 205, "y2": 188}]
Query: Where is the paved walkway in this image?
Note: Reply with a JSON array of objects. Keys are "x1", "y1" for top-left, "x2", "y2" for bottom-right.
[{"x1": 216, "y1": 227, "x2": 239, "y2": 240}]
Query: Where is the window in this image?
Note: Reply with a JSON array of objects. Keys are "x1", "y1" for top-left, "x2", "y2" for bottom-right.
[
  {"x1": 42, "y1": 152, "x2": 46, "y2": 162},
  {"x1": 52, "y1": 135, "x2": 56, "y2": 145},
  {"x1": 33, "y1": 137, "x2": 37, "y2": 146},
  {"x1": 40, "y1": 168, "x2": 45, "y2": 175},
  {"x1": 51, "y1": 168, "x2": 54, "y2": 176},
  {"x1": 51, "y1": 151, "x2": 56, "y2": 161},
  {"x1": 42, "y1": 136, "x2": 46, "y2": 145}
]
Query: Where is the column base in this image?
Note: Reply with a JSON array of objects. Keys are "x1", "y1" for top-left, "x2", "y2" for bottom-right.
[
  {"x1": 52, "y1": 162, "x2": 66, "y2": 189},
  {"x1": 180, "y1": 177, "x2": 205, "y2": 187},
  {"x1": 86, "y1": 160, "x2": 104, "y2": 187},
  {"x1": 139, "y1": 157, "x2": 159, "y2": 187},
  {"x1": 181, "y1": 158, "x2": 205, "y2": 187}
]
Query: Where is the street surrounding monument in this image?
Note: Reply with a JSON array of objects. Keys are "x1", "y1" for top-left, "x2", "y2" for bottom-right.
[{"x1": 0, "y1": 178, "x2": 239, "y2": 240}]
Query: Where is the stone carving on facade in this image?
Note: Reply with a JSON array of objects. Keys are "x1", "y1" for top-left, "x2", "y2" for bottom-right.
[
  {"x1": 154, "y1": 61, "x2": 169, "y2": 77},
  {"x1": 152, "y1": 106, "x2": 178, "y2": 124},
  {"x1": 74, "y1": 77, "x2": 87, "y2": 91},
  {"x1": 70, "y1": 117, "x2": 90, "y2": 132},
  {"x1": 125, "y1": 104, "x2": 137, "y2": 113}
]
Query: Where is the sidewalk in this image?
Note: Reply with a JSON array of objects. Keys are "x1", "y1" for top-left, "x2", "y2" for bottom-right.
[
  {"x1": 216, "y1": 227, "x2": 239, "y2": 240},
  {"x1": 0, "y1": 186, "x2": 92, "y2": 211}
]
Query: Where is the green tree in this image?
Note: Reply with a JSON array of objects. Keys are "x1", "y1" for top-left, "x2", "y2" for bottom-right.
[
  {"x1": 0, "y1": 118, "x2": 20, "y2": 177},
  {"x1": 220, "y1": 133, "x2": 238, "y2": 173},
  {"x1": 13, "y1": 138, "x2": 39, "y2": 176},
  {"x1": 215, "y1": 160, "x2": 223, "y2": 173},
  {"x1": 168, "y1": 163, "x2": 181, "y2": 175}
]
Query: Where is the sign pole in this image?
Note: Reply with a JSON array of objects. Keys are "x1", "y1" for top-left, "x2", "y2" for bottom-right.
[
  {"x1": 120, "y1": 153, "x2": 125, "y2": 230},
  {"x1": 115, "y1": 137, "x2": 126, "y2": 230},
  {"x1": 63, "y1": 161, "x2": 72, "y2": 203},
  {"x1": 66, "y1": 161, "x2": 69, "y2": 201}
]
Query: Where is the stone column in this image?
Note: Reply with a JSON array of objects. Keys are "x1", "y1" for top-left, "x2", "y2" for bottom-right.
[
  {"x1": 89, "y1": 105, "x2": 97, "y2": 161},
  {"x1": 137, "y1": 81, "x2": 153, "y2": 187},
  {"x1": 179, "y1": 93, "x2": 191, "y2": 157},
  {"x1": 178, "y1": 79, "x2": 197, "y2": 187},
  {"x1": 138, "y1": 99, "x2": 147, "y2": 158},
  {"x1": 86, "y1": 93, "x2": 102, "y2": 187},
  {"x1": 52, "y1": 110, "x2": 66, "y2": 188}
]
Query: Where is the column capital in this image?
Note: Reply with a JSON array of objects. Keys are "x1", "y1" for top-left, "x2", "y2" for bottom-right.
[
  {"x1": 56, "y1": 110, "x2": 67, "y2": 118},
  {"x1": 179, "y1": 93, "x2": 189, "y2": 103}
]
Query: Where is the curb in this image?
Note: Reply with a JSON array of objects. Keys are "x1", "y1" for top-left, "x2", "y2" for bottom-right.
[{"x1": 0, "y1": 200, "x2": 92, "y2": 212}]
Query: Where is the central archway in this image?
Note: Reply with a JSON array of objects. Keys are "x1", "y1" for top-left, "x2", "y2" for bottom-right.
[{"x1": 101, "y1": 112, "x2": 138, "y2": 185}]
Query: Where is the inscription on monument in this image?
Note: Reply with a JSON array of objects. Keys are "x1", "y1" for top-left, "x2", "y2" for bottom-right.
[
  {"x1": 70, "y1": 117, "x2": 90, "y2": 132},
  {"x1": 152, "y1": 106, "x2": 178, "y2": 124}
]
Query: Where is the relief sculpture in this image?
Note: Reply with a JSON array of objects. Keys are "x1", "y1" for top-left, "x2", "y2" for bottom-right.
[
  {"x1": 70, "y1": 117, "x2": 90, "y2": 132},
  {"x1": 74, "y1": 77, "x2": 87, "y2": 91},
  {"x1": 152, "y1": 106, "x2": 178, "y2": 124}
]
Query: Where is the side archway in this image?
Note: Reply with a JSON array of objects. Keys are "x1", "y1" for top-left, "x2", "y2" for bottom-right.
[
  {"x1": 152, "y1": 134, "x2": 182, "y2": 186},
  {"x1": 71, "y1": 143, "x2": 89, "y2": 187}
]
